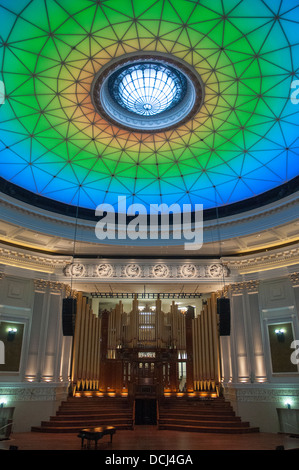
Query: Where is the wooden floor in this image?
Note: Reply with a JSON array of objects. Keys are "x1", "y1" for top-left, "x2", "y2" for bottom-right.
[{"x1": 1, "y1": 426, "x2": 299, "y2": 451}]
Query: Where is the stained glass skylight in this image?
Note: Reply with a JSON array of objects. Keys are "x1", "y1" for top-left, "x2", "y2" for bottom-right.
[
  {"x1": 0, "y1": 0, "x2": 298, "y2": 214},
  {"x1": 110, "y1": 63, "x2": 186, "y2": 116},
  {"x1": 92, "y1": 55, "x2": 199, "y2": 132}
]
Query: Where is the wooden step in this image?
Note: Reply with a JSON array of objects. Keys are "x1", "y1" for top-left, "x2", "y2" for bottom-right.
[
  {"x1": 55, "y1": 411, "x2": 131, "y2": 418},
  {"x1": 161, "y1": 402, "x2": 233, "y2": 409},
  {"x1": 159, "y1": 413, "x2": 241, "y2": 422},
  {"x1": 31, "y1": 423, "x2": 132, "y2": 433},
  {"x1": 41, "y1": 418, "x2": 133, "y2": 427},
  {"x1": 58, "y1": 404, "x2": 131, "y2": 409},
  {"x1": 161, "y1": 406, "x2": 234, "y2": 412},
  {"x1": 32, "y1": 396, "x2": 134, "y2": 433},
  {"x1": 159, "y1": 408, "x2": 235, "y2": 416},
  {"x1": 60, "y1": 402, "x2": 129, "y2": 407},
  {"x1": 158, "y1": 423, "x2": 260, "y2": 434},
  {"x1": 158, "y1": 397, "x2": 259, "y2": 434},
  {"x1": 166, "y1": 400, "x2": 228, "y2": 403},
  {"x1": 158, "y1": 418, "x2": 250, "y2": 428},
  {"x1": 32, "y1": 396, "x2": 258, "y2": 435},
  {"x1": 51, "y1": 414, "x2": 132, "y2": 422},
  {"x1": 58, "y1": 410, "x2": 129, "y2": 415},
  {"x1": 61, "y1": 400, "x2": 129, "y2": 404}
]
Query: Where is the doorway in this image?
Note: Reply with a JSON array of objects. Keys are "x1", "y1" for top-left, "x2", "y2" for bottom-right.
[{"x1": 135, "y1": 399, "x2": 157, "y2": 425}]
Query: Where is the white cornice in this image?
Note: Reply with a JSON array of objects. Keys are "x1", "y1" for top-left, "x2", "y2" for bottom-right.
[
  {"x1": 0, "y1": 244, "x2": 71, "y2": 275},
  {"x1": 224, "y1": 243, "x2": 299, "y2": 275},
  {"x1": 0, "y1": 190, "x2": 298, "y2": 256}
]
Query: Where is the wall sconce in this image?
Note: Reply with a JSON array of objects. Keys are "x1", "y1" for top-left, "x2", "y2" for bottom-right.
[
  {"x1": 275, "y1": 328, "x2": 286, "y2": 342},
  {"x1": 7, "y1": 327, "x2": 17, "y2": 341},
  {"x1": 284, "y1": 399, "x2": 292, "y2": 409}
]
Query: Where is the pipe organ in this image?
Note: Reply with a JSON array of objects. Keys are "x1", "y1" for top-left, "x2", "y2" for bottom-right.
[
  {"x1": 71, "y1": 293, "x2": 101, "y2": 395},
  {"x1": 70, "y1": 293, "x2": 221, "y2": 398},
  {"x1": 192, "y1": 293, "x2": 221, "y2": 395}
]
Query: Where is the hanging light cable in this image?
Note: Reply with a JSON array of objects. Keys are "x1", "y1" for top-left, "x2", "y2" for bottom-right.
[{"x1": 62, "y1": 190, "x2": 80, "y2": 338}]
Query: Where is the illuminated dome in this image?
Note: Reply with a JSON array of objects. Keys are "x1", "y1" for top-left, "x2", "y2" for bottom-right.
[
  {"x1": 111, "y1": 63, "x2": 186, "y2": 116},
  {"x1": 0, "y1": 0, "x2": 298, "y2": 214}
]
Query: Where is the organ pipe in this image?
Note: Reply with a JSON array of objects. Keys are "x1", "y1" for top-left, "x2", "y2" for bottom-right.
[
  {"x1": 192, "y1": 294, "x2": 221, "y2": 394},
  {"x1": 71, "y1": 292, "x2": 101, "y2": 394}
]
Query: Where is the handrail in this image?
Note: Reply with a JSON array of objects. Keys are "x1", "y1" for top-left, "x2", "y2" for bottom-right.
[
  {"x1": 0, "y1": 421, "x2": 12, "y2": 432},
  {"x1": 132, "y1": 399, "x2": 135, "y2": 430}
]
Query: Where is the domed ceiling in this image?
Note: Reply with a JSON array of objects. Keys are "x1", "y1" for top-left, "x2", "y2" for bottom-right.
[{"x1": 0, "y1": 0, "x2": 298, "y2": 215}]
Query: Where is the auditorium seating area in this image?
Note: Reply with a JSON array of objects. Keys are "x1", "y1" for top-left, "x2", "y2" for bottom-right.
[
  {"x1": 31, "y1": 395, "x2": 258, "y2": 435},
  {"x1": 31, "y1": 397, "x2": 134, "y2": 433},
  {"x1": 158, "y1": 397, "x2": 259, "y2": 433}
]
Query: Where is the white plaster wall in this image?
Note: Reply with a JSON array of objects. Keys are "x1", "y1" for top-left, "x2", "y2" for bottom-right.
[
  {"x1": 223, "y1": 275, "x2": 299, "y2": 433},
  {"x1": 0, "y1": 273, "x2": 72, "y2": 431},
  {"x1": 225, "y1": 384, "x2": 299, "y2": 433}
]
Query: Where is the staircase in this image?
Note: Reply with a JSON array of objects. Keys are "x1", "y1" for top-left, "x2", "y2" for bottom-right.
[
  {"x1": 31, "y1": 396, "x2": 134, "y2": 433},
  {"x1": 158, "y1": 397, "x2": 259, "y2": 434},
  {"x1": 31, "y1": 396, "x2": 259, "y2": 434}
]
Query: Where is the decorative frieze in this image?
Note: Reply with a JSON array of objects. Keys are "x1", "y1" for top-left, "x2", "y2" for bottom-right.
[
  {"x1": 63, "y1": 261, "x2": 230, "y2": 282},
  {"x1": 180, "y1": 264, "x2": 197, "y2": 278},
  {"x1": 0, "y1": 383, "x2": 68, "y2": 402},
  {"x1": 290, "y1": 272, "x2": 299, "y2": 287},
  {"x1": 152, "y1": 264, "x2": 169, "y2": 278},
  {"x1": 229, "y1": 280, "x2": 260, "y2": 294},
  {"x1": 97, "y1": 263, "x2": 113, "y2": 278},
  {"x1": 124, "y1": 263, "x2": 142, "y2": 278},
  {"x1": 33, "y1": 279, "x2": 69, "y2": 293},
  {"x1": 215, "y1": 280, "x2": 260, "y2": 298},
  {"x1": 224, "y1": 385, "x2": 299, "y2": 404}
]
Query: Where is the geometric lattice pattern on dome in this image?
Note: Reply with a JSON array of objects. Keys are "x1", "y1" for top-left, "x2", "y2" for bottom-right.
[{"x1": 0, "y1": 0, "x2": 298, "y2": 212}]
